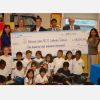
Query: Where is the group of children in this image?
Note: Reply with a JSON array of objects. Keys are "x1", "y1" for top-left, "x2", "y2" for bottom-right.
[{"x1": 0, "y1": 46, "x2": 86, "y2": 85}]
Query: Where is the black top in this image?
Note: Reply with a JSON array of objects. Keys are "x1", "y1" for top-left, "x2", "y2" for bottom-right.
[
  {"x1": 31, "y1": 25, "x2": 47, "y2": 32},
  {"x1": 57, "y1": 68, "x2": 71, "y2": 76}
]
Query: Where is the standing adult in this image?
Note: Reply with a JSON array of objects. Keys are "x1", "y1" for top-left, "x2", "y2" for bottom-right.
[
  {"x1": 15, "y1": 18, "x2": 27, "y2": 32},
  {"x1": 87, "y1": 28, "x2": 100, "y2": 77},
  {"x1": 1, "y1": 25, "x2": 11, "y2": 49},
  {"x1": 31, "y1": 16, "x2": 47, "y2": 32},
  {"x1": 48, "y1": 18, "x2": 60, "y2": 31},
  {"x1": 63, "y1": 17, "x2": 80, "y2": 30}
]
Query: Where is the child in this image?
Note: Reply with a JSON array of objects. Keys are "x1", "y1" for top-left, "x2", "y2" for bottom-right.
[
  {"x1": 0, "y1": 75, "x2": 6, "y2": 85},
  {"x1": 24, "y1": 69, "x2": 34, "y2": 85},
  {"x1": 72, "y1": 50, "x2": 84, "y2": 83},
  {"x1": 42, "y1": 63, "x2": 51, "y2": 77},
  {"x1": 12, "y1": 52, "x2": 23, "y2": 69},
  {"x1": 53, "y1": 62, "x2": 71, "y2": 85},
  {"x1": 53, "y1": 50, "x2": 65, "y2": 74},
  {"x1": 23, "y1": 50, "x2": 32, "y2": 72},
  {"x1": 35, "y1": 68, "x2": 48, "y2": 85},
  {"x1": 0, "y1": 59, "x2": 9, "y2": 78},
  {"x1": 0, "y1": 47, "x2": 13, "y2": 76},
  {"x1": 45, "y1": 54, "x2": 54, "y2": 74},
  {"x1": 66, "y1": 51, "x2": 73, "y2": 73},
  {"x1": 31, "y1": 61, "x2": 39, "y2": 78},
  {"x1": 34, "y1": 51, "x2": 44, "y2": 64},
  {"x1": 11, "y1": 61, "x2": 25, "y2": 85}
]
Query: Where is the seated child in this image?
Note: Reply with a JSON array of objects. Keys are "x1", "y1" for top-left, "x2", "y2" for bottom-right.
[
  {"x1": 23, "y1": 50, "x2": 32, "y2": 73},
  {"x1": 11, "y1": 61, "x2": 25, "y2": 85},
  {"x1": 31, "y1": 61, "x2": 39, "y2": 79},
  {"x1": 45, "y1": 54, "x2": 54, "y2": 75},
  {"x1": 33, "y1": 51, "x2": 44, "y2": 67},
  {"x1": 65, "y1": 51, "x2": 73, "y2": 73},
  {"x1": 53, "y1": 50, "x2": 65, "y2": 74},
  {"x1": 0, "y1": 59, "x2": 9, "y2": 78},
  {"x1": 12, "y1": 52, "x2": 23, "y2": 69},
  {"x1": 0, "y1": 47, "x2": 13, "y2": 76},
  {"x1": 72, "y1": 50, "x2": 84, "y2": 84},
  {"x1": 35, "y1": 68, "x2": 48, "y2": 85},
  {"x1": 53, "y1": 62, "x2": 72, "y2": 85},
  {"x1": 24, "y1": 69, "x2": 35, "y2": 85}
]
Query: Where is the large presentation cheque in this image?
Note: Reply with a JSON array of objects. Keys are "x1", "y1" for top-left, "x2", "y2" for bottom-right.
[{"x1": 11, "y1": 31, "x2": 88, "y2": 58}]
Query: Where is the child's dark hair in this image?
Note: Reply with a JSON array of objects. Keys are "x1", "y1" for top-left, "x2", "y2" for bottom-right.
[
  {"x1": 0, "y1": 75, "x2": 6, "y2": 84},
  {"x1": 16, "y1": 61, "x2": 23, "y2": 67},
  {"x1": 35, "y1": 50, "x2": 43, "y2": 58},
  {"x1": 65, "y1": 51, "x2": 72, "y2": 60},
  {"x1": 51, "y1": 18, "x2": 57, "y2": 23},
  {"x1": 35, "y1": 16, "x2": 42, "y2": 22},
  {"x1": 0, "y1": 59, "x2": 6, "y2": 66},
  {"x1": 26, "y1": 50, "x2": 32, "y2": 55},
  {"x1": 88, "y1": 28, "x2": 99, "y2": 39},
  {"x1": 26, "y1": 69, "x2": 34, "y2": 79},
  {"x1": 45, "y1": 54, "x2": 53, "y2": 63},
  {"x1": 16, "y1": 52, "x2": 22, "y2": 57},
  {"x1": 31, "y1": 61, "x2": 37, "y2": 67},
  {"x1": 63, "y1": 62, "x2": 69, "y2": 68},
  {"x1": 76, "y1": 50, "x2": 81, "y2": 56},
  {"x1": 58, "y1": 50, "x2": 63, "y2": 54},
  {"x1": 39, "y1": 68, "x2": 47, "y2": 74}
]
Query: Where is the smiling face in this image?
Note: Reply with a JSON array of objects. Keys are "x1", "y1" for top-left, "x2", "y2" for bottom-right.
[
  {"x1": 91, "y1": 30, "x2": 97, "y2": 37},
  {"x1": 26, "y1": 53, "x2": 32, "y2": 59},
  {"x1": 28, "y1": 71, "x2": 34, "y2": 79},
  {"x1": 68, "y1": 18, "x2": 75, "y2": 26},
  {"x1": 18, "y1": 19, "x2": 25, "y2": 27},
  {"x1": 35, "y1": 19, "x2": 42, "y2": 27},
  {"x1": 67, "y1": 53, "x2": 72, "y2": 60},
  {"x1": 3, "y1": 47, "x2": 10, "y2": 56},
  {"x1": 5, "y1": 26, "x2": 10, "y2": 34}
]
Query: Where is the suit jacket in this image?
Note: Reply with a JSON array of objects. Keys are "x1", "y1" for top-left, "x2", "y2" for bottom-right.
[
  {"x1": 63, "y1": 25, "x2": 80, "y2": 30},
  {"x1": 31, "y1": 25, "x2": 47, "y2": 32},
  {"x1": 47, "y1": 27, "x2": 60, "y2": 31}
]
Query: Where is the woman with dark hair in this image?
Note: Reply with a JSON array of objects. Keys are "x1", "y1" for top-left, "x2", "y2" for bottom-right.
[
  {"x1": 31, "y1": 16, "x2": 46, "y2": 32},
  {"x1": 1, "y1": 25, "x2": 11, "y2": 49},
  {"x1": 87, "y1": 28, "x2": 100, "y2": 77}
]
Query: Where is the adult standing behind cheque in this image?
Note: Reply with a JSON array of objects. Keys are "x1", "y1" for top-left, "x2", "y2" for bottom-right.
[
  {"x1": 31, "y1": 16, "x2": 47, "y2": 32},
  {"x1": 63, "y1": 17, "x2": 80, "y2": 30},
  {"x1": 87, "y1": 28, "x2": 100, "y2": 77},
  {"x1": 15, "y1": 18, "x2": 28, "y2": 32}
]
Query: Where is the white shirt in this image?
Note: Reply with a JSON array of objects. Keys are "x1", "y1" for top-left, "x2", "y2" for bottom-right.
[
  {"x1": 34, "y1": 58, "x2": 44, "y2": 63},
  {"x1": 66, "y1": 59, "x2": 73, "y2": 73},
  {"x1": 34, "y1": 69, "x2": 39, "y2": 78},
  {"x1": 23, "y1": 58, "x2": 32, "y2": 71},
  {"x1": 70, "y1": 25, "x2": 74, "y2": 30},
  {"x1": 53, "y1": 57, "x2": 65, "y2": 74},
  {"x1": 36, "y1": 27, "x2": 40, "y2": 32},
  {"x1": 11, "y1": 68, "x2": 25, "y2": 79},
  {"x1": 35, "y1": 74, "x2": 48, "y2": 84},
  {"x1": 72, "y1": 58, "x2": 84, "y2": 75},
  {"x1": 0, "y1": 67, "x2": 9, "y2": 77},
  {"x1": 12, "y1": 60, "x2": 23, "y2": 69},
  {"x1": 24, "y1": 77, "x2": 33, "y2": 85},
  {"x1": 0, "y1": 55, "x2": 13, "y2": 74}
]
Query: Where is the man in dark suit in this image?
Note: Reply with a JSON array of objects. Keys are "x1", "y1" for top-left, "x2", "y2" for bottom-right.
[
  {"x1": 31, "y1": 16, "x2": 47, "y2": 32},
  {"x1": 47, "y1": 18, "x2": 60, "y2": 31},
  {"x1": 63, "y1": 18, "x2": 80, "y2": 30}
]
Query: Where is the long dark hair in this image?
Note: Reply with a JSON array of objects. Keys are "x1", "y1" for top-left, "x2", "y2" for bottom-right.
[
  {"x1": 88, "y1": 28, "x2": 99, "y2": 39},
  {"x1": 45, "y1": 54, "x2": 53, "y2": 63},
  {"x1": 26, "y1": 69, "x2": 34, "y2": 79},
  {"x1": 3, "y1": 25, "x2": 11, "y2": 36}
]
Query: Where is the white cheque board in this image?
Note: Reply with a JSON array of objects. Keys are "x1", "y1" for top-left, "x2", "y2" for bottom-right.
[{"x1": 11, "y1": 31, "x2": 88, "y2": 58}]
